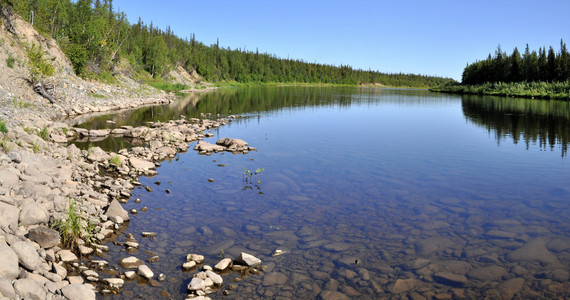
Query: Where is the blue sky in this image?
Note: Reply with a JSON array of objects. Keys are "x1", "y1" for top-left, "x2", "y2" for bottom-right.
[{"x1": 111, "y1": 0, "x2": 570, "y2": 81}]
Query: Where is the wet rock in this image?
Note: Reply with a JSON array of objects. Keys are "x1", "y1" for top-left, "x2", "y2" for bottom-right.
[
  {"x1": 124, "y1": 271, "x2": 136, "y2": 280},
  {"x1": 433, "y1": 272, "x2": 467, "y2": 287},
  {"x1": 547, "y1": 239, "x2": 570, "y2": 252},
  {"x1": 13, "y1": 278, "x2": 46, "y2": 300},
  {"x1": 392, "y1": 278, "x2": 417, "y2": 294},
  {"x1": 415, "y1": 237, "x2": 455, "y2": 257},
  {"x1": 318, "y1": 290, "x2": 350, "y2": 300},
  {"x1": 205, "y1": 270, "x2": 223, "y2": 286},
  {"x1": 157, "y1": 273, "x2": 166, "y2": 281},
  {"x1": 186, "y1": 254, "x2": 205, "y2": 264},
  {"x1": 214, "y1": 258, "x2": 232, "y2": 271},
  {"x1": 61, "y1": 283, "x2": 96, "y2": 300},
  {"x1": 0, "y1": 240, "x2": 19, "y2": 280},
  {"x1": 204, "y1": 240, "x2": 234, "y2": 255},
  {"x1": 104, "y1": 199, "x2": 130, "y2": 221},
  {"x1": 142, "y1": 232, "x2": 158, "y2": 238},
  {"x1": 137, "y1": 265, "x2": 154, "y2": 279},
  {"x1": 79, "y1": 245, "x2": 94, "y2": 256},
  {"x1": 485, "y1": 229, "x2": 517, "y2": 239},
  {"x1": 322, "y1": 242, "x2": 350, "y2": 252},
  {"x1": 236, "y1": 252, "x2": 261, "y2": 267},
  {"x1": 401, "y1": 258, "x2": 431, "y2": 270},
  {"x1": 102, "y1": 278, "x2": 124, "y2": 290},
  {"x1": 498, "y1": 278, "x2": 525, "y2": 300},
  {"x1": 263, "y1": 272, "x2": 288, "y2": 286},
  {"x1": 216, "y1": 138, "x2": 249, "y2": 151},
  {"x1": 467, "y1": 266, "x2": 507, "y2": 281},
  {"x1": 182, "y1": 261, "x2": 197, "y2": 270},
  {"x1": 507, "y1": 238, "x2": 559, "y2": 264},
  {"x1": 28, "y1": 226, "x2": 60, "y2": 248},
  {"x1": 129, "y1": 157, "x2": 155, "y2": 171},
  {"x1": 119, "y1": 256, "x2": 144, "y2": 269},
  {"x1": 19, "y1": 202, "x2": 49, "y2": 226},
  {"x1": 194, "y1": 141, "x2": 225, "y2": 153},
  {"x1": 187, "y1": 277, "x2": 206, "y2": 291},
  {"x1": 11, "y1": 241, "x2": 43, "y2": 271}
]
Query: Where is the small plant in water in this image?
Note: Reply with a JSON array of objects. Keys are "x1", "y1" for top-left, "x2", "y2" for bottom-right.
[
  {"x1": 242, "y1": 167, "x2": 265, "y2": 193},
  {"x1": 218, "y1": 249, "x2": 225, "y2": 261},
  {"x1": 51, "y1": 199, "x2": 94, "y2": 253}
]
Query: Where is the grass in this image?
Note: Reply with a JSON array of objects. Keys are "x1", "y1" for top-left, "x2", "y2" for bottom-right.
[
  {"x1": 0, "y1": 119, "x2": 7, "y2": 134},
  {"x1": 109, "y1": 155, "x2": 121, "y2": 167},
  {"x1": 51, "y1": 199, "x2": 94, "y2": 251},
  {"x1": 1, "y1": 138, "x2": 13, "y2": 152},
  {"x1": 13, "y1": 97, "x2": 32, "y2": 108},
  {"x1": 147, "y1": 80, "x2": 189, "y2": 93},
  {"x1": 431, "y1": 81, "x2": 570, "y2": 100},
  {"x1": 32, "y1": 141, "x2": 41, "y2": 153},
  {"x1": 39, "y1": 126, "x2": 49, "y2": 140},
  {"x1": 6, "y1": 53, "x2": 15, "y2": 69}
]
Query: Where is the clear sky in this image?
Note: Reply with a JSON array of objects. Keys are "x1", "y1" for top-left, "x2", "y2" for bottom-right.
[{"x1": 111, "y1": 0, "x2": 570, "y2": 81}]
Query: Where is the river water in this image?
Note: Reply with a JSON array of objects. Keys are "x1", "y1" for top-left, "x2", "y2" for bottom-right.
[{"x1": 79, "y1": 87, "x2": 570, "y2": 299}]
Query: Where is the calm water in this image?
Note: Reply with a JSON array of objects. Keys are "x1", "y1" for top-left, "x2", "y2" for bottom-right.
[{"x1": 85, "y1": 87, "x2": 570, "y2": 299}]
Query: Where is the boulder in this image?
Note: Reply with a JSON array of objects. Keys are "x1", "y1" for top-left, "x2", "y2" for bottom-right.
[
  {"x1": 7, "y1": 151, "x2": 22, "y2": 163},
  {"x1": 129, "y1": 158, "x2": 155, "y2": 171},
  {"x1": 0, "y1": 202, "x2": 20, "y2": 229},
  {"x1": 58, "y1": 249, "x2": 78, "y2": 262},
  {"x1": 87, "y1": 146, "x2": 110, "y2": 163},
  {"x1": 11, "y1": 241, "x2": 43, "y2": 271},
  {"x1": 236, "y1": 252, "x2": 261, "y2": 267},
  {"x1": 137, "y1": 265, "x2": 154, "y2": 279},
  {"x1": 61, "y1": 283, "x2": 96, "y2": 300},
  {"x1": 0, "y1": 240, "x2": 19, "y2": 280},
  {"x1": 187, "y1": 277, "x2": 205, "y2": 291},
  {"x1": 194, "y1": 141, "x2": 225, "y2": 153},
  {"x1": 104, "y1": 199, "x2": 129, "y2": 221},
  {"x1": 508, "y1": 238, "x2": 559, "y2": 264},
  {"x1": 28, "y1": 226, "x2": 60, "y2": 248},
  {"x1": 13, "y1": 278, "x2": 46, "y2": 300},
  {"x1": 0, "y1": 277, "x2": 15, "y2": 298},
  {"x1": 214, "y1": 258, "x2": 232, "y2": 271},
  {"x1": 205, "y1": 270, "x2": 223, "y2": 286},
  {"x1": 19, "y1": 202, "x2": 49, "y2": 226},
  {"x1": 119, "y1": 256, "x2": 143, "y2": 269}
]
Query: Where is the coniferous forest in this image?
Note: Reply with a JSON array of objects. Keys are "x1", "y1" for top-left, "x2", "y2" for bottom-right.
[{"x1": 3, "y1": 0, "x2": 453, "y2": 88}]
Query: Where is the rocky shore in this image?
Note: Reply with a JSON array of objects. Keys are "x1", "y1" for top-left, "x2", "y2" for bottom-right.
[{"x1": 0, "y1": 83, "x2": 265, "y2": 299}]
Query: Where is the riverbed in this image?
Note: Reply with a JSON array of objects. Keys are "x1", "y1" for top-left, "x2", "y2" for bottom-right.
[{"x1": 78, "y1": 86, "x2": 570, "y2": 299}]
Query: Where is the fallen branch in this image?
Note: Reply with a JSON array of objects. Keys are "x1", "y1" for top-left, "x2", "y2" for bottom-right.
[
  {"x1": 1, "y1": 5, "x2": 16, "y2": 35},
  {"x1": 33, "y1": 83, "x2": 57, "y2": 104}
]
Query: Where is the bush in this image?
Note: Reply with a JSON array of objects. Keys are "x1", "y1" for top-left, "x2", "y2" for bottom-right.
[
  {"x1": 51, "y1": 199, "x2": 94, "y2": 251},
  {"x1": 0, "y1": 119, "x2": 7, "y2": 134},
  {"x1": 26, "y1": 43, "x2": 54, "y2": 85},
  {"x1": 6, "y1": 54, "x2": 15, "y2": 69}
]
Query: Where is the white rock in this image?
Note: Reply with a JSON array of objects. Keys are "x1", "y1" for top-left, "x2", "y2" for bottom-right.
[
  {"x1": 187, "y1": 277, "x2": 205, "y2": 291},
  {"x1": 124, "y1": 271, "x2": 136, "y2": 280},
  {"x1": 214, "y1": 258, "x2": 232, "y2": 271},
  {"x1": 237, "y1": 252, "x2": 261, "y2": 267},
  {"x1": 61, "y1": 283, "x2": 96, "y2": 300},
  {"x1": 137, "y1": 265, "x2": 154, "y2": 279},
  {"x1": 205, "y1": 270, "x2": 223, "y2": 286},
  {"x1": 102, "y1": 278, "x2": 124, "y2": 290},
  {"x1": 10, "y1": 241, "x2": 43, "y2": 271},
  {"x1": 182, "y1": 261, "x2": 196, "y2": 270},
  {"x1": 58, "y1": 249, "x2": 78, "y2": 262}
]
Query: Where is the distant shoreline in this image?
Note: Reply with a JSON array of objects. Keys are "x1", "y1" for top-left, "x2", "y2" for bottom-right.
[{"x1": 430, "y1": 81, "x2": 570, "y2": 100}]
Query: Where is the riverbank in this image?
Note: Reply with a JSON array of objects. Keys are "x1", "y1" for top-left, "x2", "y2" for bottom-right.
[{"x1": 430, "y1": 81, "x2": 570, "y2": 100}]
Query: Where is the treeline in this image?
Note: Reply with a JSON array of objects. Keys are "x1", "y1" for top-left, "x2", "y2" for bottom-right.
[
  {"x1": 5, "y1": 0, "x2": 453, "y2": 87},
  {"x1": 462, "y1": 41, "x2": 570, "y2": 84}
]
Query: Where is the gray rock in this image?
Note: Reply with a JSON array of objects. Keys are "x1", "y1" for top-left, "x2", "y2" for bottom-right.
[
  {"x1": 186, "y1": 254, "x2": 205, "y2": 264},
  {"x1": 433, "y1": 272, "x2": 468, "y2": 287},
  {"x1": 187, "y1": 277, "x2": 206, "y2": 291},
  {"x1": 11, "y1": 241, "x2": 43, "y2": 271},
  {"x1": 508, "y1": 238, "x2": 559, "y2": 264},
  {"x1": 136, "y1": 265, "x2": 154, "y2": 279},
  {"x1": 104, "y1": 199, "x2": 129, "y2": 221},
  {"x1": 7, "y1": 151, "x2": 22, "y2": 163},
  {"x1": 214, "y1": 258, "x2": 232, "y2": 271},
  {"x1": 19, "y1": 202, "x2": 49, "y2": 226},
  {"x1": 0, "y1": 202, "x2": 20, "y2": 229},
  {"x1": 236, "y1": 252, "x2": 261, "y2": 267},
  {"x1": 498, "y1": 278, "x2": 525, "y2": 300},
  {"x1": 119, "y1": 256, "x2": 143, "y2": 269},
  {"x1": 467, "y1": 266, "x2": 507, "y2": 281},
  {"x1": 28, "y1": 226, "x2": 60, "y2": 248},
  {"x1": 86, "y1": 146, "x2": 110, "y2": 163},
  {"x1": 102, "y1": 278, "x2": 124, "y2": 290},
  {"x1": 13, "y1": 278, "x2": 46, "y2": 300},
  {"x1": 205, "y1": 270, "x2": 223, "y2": 286},
  {"x1": 58, "y1": 249, "x2": 78, "y2": 262},
  {"x1": 0, "y1": 240, "x2": 19, "y2": 280},
  {"x1": 129, "y1": 158, "x2": 155, "y2": 171},
  {"x1": 61, "y1": 283, "x2": 96, "y2": 300},
  {"x1": 0, "y1": 277, "x2": 15, "y2": 298},
  {"x1": 262, "y1": 272, "x2": 288, "y2": 286},
  {"x1": 0, "y1": 168, "x2": 20, "y2": 186}
]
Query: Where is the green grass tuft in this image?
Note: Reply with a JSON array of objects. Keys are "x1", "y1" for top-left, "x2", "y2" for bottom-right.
[{"x1": 51, "y1": 199, "x2": 95, "y2": 251}]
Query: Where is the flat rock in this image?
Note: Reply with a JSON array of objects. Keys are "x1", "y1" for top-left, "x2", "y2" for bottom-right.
[
  {"x1": 205, "y1": 270, "x2": 223, "y2": 285},
  {"x1": 415, "y1": 237, "x2": 455, "y2": 257},
  {"x1": 392, "y1": 278, "x2": 417, "y2": 294},
  {"x1": 262, "y1": 272, "x2": 288, "y2": 286},
  {"x1": 318, "y1": 290, "x2": 350, "y2": 300},
  {"x1": 119, "y1": 256, "x2": 144, "y2": 269},
  {"x1": 507, "y1": 238, "x2": 559, "y2": 264},
  {"x1": 498, "y1": 278, "x2": 525, "y2": 300},
  {"x1": 322, "y1": 242, "x2": 351, "y2": 252},
  {"x1": 187, "y1": 277, "x2": 205, "y2": 291},
  {"x1": 433, "y1": 272, "x2": 468, "y2": 287},
  {"x1": 61, "y1": 283, "x2": 96, "y2": 300},
  {"x1": 58, "y1": 249, "x2": 78, "y2": 262},
  {"x1": 11, "y1": 241, "x2": 43, "y2": 271},
  {"x1": 236, "y1": 252, "x2": 261, "y2": 267},
  {"x1": 129, "y1": 158, "x2": 155, "y2": 171},
  {"x1": 194, "y1": 141, "x2": 226, "y2": 153},
  {"x1": 19, "y1": 202, "x2": 49, "y2": 226},
  {"x1": 102, "y1": 278, "x2": 124, "y2": 290},
  {"x1": 214, "y1": 258, "x2": 232, "y2": 271},
  {"x1": 87, "y1": 146, "x2": 110, "y2": 162},
  {"x1": 0, "y1": 277, "x2": 15, "y2": 298},
  {"x1": 0, "y1": 241, "x2": 19, "y2": 280},
  {"x1": 467, "y1": 266, "x2": 507, "y2": 281},
  {"x1": 13, "y1": 278, "x2": 46, "y2": 300},
  {"x1": 0, "y1": 202, "x2": 20, "y2": 229},
  {"x1": 104, "y1": 199, "x2": 130, "y2": 221},
  {"x1": 28, "y1": 226, "x2": 60, "y2": 248},
  {"x1": 401, "y1": 258, "x2": 431, "y2": 270}
]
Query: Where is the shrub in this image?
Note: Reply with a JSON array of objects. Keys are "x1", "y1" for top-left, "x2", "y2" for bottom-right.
[
  {"x1": 26, "y1": 43, "x2": 54, "y2": 85},
  {"x1": 51, "y1": 199, "x2": 94, "y2": 251},
  {"x1": 0, "y1": 119, "x2": 7, "y2": 134},
  {"x1": 6, "y1": 54, "x2": 15, "y2": 69}
]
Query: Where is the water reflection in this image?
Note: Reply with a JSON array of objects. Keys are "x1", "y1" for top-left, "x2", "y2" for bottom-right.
[{"x1": 462, "y1": 95, "x2": 570, "y2": 157}]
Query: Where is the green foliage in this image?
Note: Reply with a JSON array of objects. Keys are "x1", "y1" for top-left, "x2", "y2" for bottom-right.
[
  {"x1": 65, "y1": 43, "x2": 88, "y2": 75},
  {"x1": 148, "y1": 81, "x2": 189, "y2": 93},
  {"x1": 32, "y1": 141, "x2": 41, "y2": 153},
  {"x1": 39, "y1": 126, "x2": 49, "y2": 140},
  {"x1": 13, "y1": 97, "x2": 31, "y2": 108},
  {"x1": 51, "y1": 199, "x2": 94, "y2": 251},
  {"x1": 25, "y1": 43, "x2": 54, "y2": 84},
  {"x1": 0, "y1": 119, "x2": 7, "y2": 134},
  {"x1": 432, "y1": 80, "x2": 570, "y2": 100},
  {"x1": 243, "y1": 167, "x2": 264, "y2": 193},
  {"x1": 1, "y1": 138, "x2": 14, "y2": 152},
  {"x1": 6, "y1": 53, "x2": 15, "y2": 68},
  {"x1": 109, "y1": 155, "x2": 121, "y2": 166}
]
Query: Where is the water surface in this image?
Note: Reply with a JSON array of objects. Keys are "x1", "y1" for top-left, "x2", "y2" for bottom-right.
[{"x1": 86, "y1": 87, "x2": 570, "y2": 299}]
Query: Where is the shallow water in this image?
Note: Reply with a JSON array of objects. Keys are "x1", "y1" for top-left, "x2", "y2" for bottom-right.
[{"x1": 85, "y1": 87, "x2": 569, "y2": 299}]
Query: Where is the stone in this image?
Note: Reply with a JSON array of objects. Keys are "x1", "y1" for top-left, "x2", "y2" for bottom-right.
[
  {"x1": 322, "y1": 242, "x2": 351, "y2": 252},
  {"x1": 61, "y1": 283, "x2": 96, "y2": 300},
  {"x1": 0, "y1": 202, "x2": 20, "y2": 230},
  {"x1": 119, "y1": 256, "x2": 143, "y2": 269},
  {"x1": 214, "y1": 258, "x2": 232, "y2": 271},
  {"x1": 236, "y1": 252, "x2": 261, "y2": 267},
  {"x1": 194, "y1": 141, "x2": 225, "y2": 153},
  {"x1": 141, "y1": 232, "x2": 158, "y2": 238},
  {"x1": 0, "y1": 168, "x2": 19, "y2": 186},
  {"x1": 79, "y1": 245, "x2": 93, "y2": 256},
  {"x1": 467, "y1": 266, "x2": 507, "y2": 281},
  {"x1": 186, "y1": 254, "x2": 205, "y2": 263},
  {"x1": 187, "y1": 277, "x2": 206, "y2": 291},
  {"x1": 58, "y1": 249, "x2": 78, "y2": 262},
  {"x1": 392, "y1": 278, "x2": 417, "y2": 293},
  {"x1": 182, "y1": 261, "x2": 197, "y2": 270},
  {"x1": 0, "y1": 277, "x2": 15, "y2": 298},
  {"x1": 13, "y1": 278, "x2": 46, "y2": 300},
  {"x1": 53, "y1": 263, "x2": 67, "y2": 278},
  {"x1": 129, "y1": 158, "x2": 155, "y2": 171},
  {"x1": 508, "y1": 238, "x2": 559, "y2": 264},
  {"x1": 7, "y1": 151, "x2": 22, "y2": 163},
  {"x1": 10, "y1": 241, "x2": 43, "y2": 271},
  {"x1": 415, "y1": 237, "x2": 455, "y2": 257},
  {"x1": 102, "y1": 278, "x2": 124, "y2": 290},
  {"x1": 498, "y1": 278, "x2": 525, "y2": 300},
  {"x1": 19, "y1": 202, "x2": 49, "y2": 226},
  {"x1": 28, "y1": 226, "x2": 60, "y2": 248},
  {"x1": 216, "y1": 138, "x2": 249, "y2": 151},
  {"x1": 124, "y1": 271, "x2": 136, "y2": 280},
  {"x1": 401, "y1": 258, "x2": 431, "y2": 270},
  {"x1": 263, "y1": 272, "x2": 288, "y2": 286},
  {"x1": 137, "y1": 265, "x2": 154, "y2": 279},
  {"x1": 157, "y1": 273, "x2": 166, "y2": 281},
  {"x1": 318, "y1": 290, "x2": 350, "y2": 300},
  {"x1": 104, "y1": 199, "x2": 130, "y2": 221},
  {"x1": 87, "y1": 146, "x2": 110, "y2": 163},
  {"x1": 485, "y1": 229, "x2": 517, "y2": 239},
  {"x1": 205, "y1": 270, "x2": 223, "y2": 286},
  {"x1": 433, "y1": 272, "x2": 468, "y2": 287}
]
